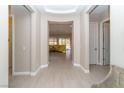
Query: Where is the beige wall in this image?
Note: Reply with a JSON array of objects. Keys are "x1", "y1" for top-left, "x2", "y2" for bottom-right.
[
  {"x1": 0, "y1": 5, "x2": 8, "y2": 87},
  {"x1": 111, "y1": 6, "x2": 124, "y2": 68},
  {"x1": 31, "y1": 13, "x2": 41, "y2": 72},
  {"x1": 80, "y1": 12, "x2": 89, "y2": 72},
  {"x1": 12, "y1": 6, "x2": 31, "y2": 73},
  {"x1": 40, "y1": 14, "x2": 48, "y2": 65},
  {"x1": 11, "y1": 6, "x2": 42, "y2": 74}
]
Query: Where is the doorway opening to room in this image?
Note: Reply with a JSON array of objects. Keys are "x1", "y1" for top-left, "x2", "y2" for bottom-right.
[
  {"x1": 103, "y1": 20, "x2": 110, "y2": 65},
  {"x1": 89, "y1": 5, "x2": 110, "y2": 71},
  {"x1": 48, "y1": 21, "x2": 73, "y2": 66}
]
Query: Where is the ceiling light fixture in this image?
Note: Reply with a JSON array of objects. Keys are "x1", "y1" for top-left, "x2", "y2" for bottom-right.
[{"x1": 44, "y1": 5, "x2": 79, "y2": 14}]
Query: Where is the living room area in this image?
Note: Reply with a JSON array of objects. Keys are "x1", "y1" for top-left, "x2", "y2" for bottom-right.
[{"x1": 48, "y1": 21, "x2": 73, "y2": 64}]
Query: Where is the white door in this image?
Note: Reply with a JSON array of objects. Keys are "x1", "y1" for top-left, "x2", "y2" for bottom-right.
[
  {"x1": 13, "y1": 6, "x2": 31, "y2": 72},
  {"x1": 103, "y1": 22, "x2": 110, "y2": 65},
  {"x1": 89, "y1": 22, "x2": 99, "y2": 64}
]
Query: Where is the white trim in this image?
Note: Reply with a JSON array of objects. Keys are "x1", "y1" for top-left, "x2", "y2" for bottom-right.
[
  {"x1": 97, "y1": 62, "x2": 103, "y2": 65},
  {"x1": 84, "y1": 5, "x2": 96, "y2": 13},
  {"x1": 73, "y1": 63, "x2": 80, "y2": 67},
  {"x1": 41, "y1": 64, "x2": 48, "y2": 68},
  {"x1": 11, "y1": 15, "x2": 15, "y2": 76},
  {"x1": 80, "y1": 65, "x2": 89, "y2": 73},
  {"x1": 31, "y1": 64, "x2": 48, "y2": 76},
  {"x1": 28, "y1": 5, "x2": 40, "y2": 13},
  {"x1": 73, "y1": 63, "x2": 89, "y2": 73},
  {"x1": 30, "y1": 66, "x2": 41, "y2": 76},
  {"x1": 101, "y1": 18, "x2": 110, "y2": 23},
  {"x1": 13, "y1": 72, "x2": 30, "y2": 76},
  {"x1": 13, "y1": 64, "x2": 48, "y2": 76}
]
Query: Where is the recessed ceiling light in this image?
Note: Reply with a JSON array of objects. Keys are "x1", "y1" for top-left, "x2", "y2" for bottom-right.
[{"x1": 44, "y1": 5, "x2": 79, "y2": 14}]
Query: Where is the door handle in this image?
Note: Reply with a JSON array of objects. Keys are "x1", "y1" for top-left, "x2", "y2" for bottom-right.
[{"x1": 94, "y1": 48, "x2": 97, "y2": 51}]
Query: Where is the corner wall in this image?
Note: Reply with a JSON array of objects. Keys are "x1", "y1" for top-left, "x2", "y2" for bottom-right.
[
  {"x1": 31, "y1": 13, "x2": 41, "y2": 72},
  {"x1": 80, "y1": 12, "x2": 89, "y2": 72},
  {"x1": 111, "y1": 6, "x2": 124, "y2": 68}
]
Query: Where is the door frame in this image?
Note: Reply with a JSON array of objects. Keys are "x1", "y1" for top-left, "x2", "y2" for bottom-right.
[
  {"x1": 10, "y1": 15, "x2": 15, "y2": 76},
  {"x1": 100, "y1": 18, "x2": 110, "y2": 65},
  {"x1": 47, "y1": 21, "x2": 74, "y2": 65}
]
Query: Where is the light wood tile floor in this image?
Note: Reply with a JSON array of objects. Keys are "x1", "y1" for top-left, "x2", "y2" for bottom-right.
[{"x1": 9, "y1": 52, "x2": 110, "y2": 88}]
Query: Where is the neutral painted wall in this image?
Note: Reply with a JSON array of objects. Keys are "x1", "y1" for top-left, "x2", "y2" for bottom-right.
[
  {"x1": 40, "y1": 14, "x2": 81, "y2": 65},
  {"x1": 80, "y1": 12, "x2": 89, "y2": 71},
  {"x1": 111, "y1": 6, "x2": 124, "y2": 68},
  {"x1": 40, "y1": 14, "x2": 48, "y2": 65},
  {"x1": 12, "y1": 6, "x2": 31, "y2": 73},
  {"x1": 0, "y1": 5, "x2": 8, "y2": 87},
  {"x1": 31, "y1": 13, "x2": 41, "y2": 72}
]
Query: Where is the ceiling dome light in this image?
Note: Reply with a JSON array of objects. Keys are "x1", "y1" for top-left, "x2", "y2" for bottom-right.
[{"x1": 44, "y1": 5, "x2": 79, "y2": 14}]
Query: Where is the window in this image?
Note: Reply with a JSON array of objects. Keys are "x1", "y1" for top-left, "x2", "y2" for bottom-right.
[
  {"x1": 49, "y1": 38, "x2": 57, "y2": 45},
  {"x1": 66, "y1": 38, "x2": 71, "y2": 49},
  {"x1": 49, "y1": 37, "x2": 71, "y2": 49},
  {"x1": 59, "y1": 38, "x2": 66, "y2": 45},
  {"x1": 58, "y1": 38, "x2": 71, "y2": 49}
]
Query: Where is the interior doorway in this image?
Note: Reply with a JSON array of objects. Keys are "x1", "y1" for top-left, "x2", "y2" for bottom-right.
[
  {"x1": 48, "y1": 21, "x2": 73, "y2": 65},
  {"x1": 103, "y1": 20, "x2": 110, "y2": 65},
  {"x1": 89, "y1": 5, "x2": 110, "y2": 71}
]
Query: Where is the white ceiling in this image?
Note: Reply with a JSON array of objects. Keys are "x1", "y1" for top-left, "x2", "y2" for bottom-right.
[
  {"x1": 33, "y1": 5, "x2": 86, "y2": 15},
  {"x1": 49, "y1": 21, "x2": 72, "y2": 36}
]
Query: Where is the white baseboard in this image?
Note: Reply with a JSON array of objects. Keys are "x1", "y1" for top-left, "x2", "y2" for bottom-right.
[
  {"x1": 41, "y1": 64, "x2": 48, "y2": 68},
  {"x1": 73, "y1": 63, "x2": 80, "y2": 67},
  {"x1": 31, "y1": 64, "x2": 48, "y2": 76},
  {"x1": 80, "y1": 65, "x2": 89, "y2": 73},
  {"x1": 30, "y1": 66, "x2": 41, "y2": 76},
  {"x1": 0, "y1": 85, "x2": 8, "y2": 88},
  {"x1": 73, "y1": 63, "x2": 89, "y2": 73},
  {"x1": 13, "y1": 72, "x2": 30, "y2": 76},
  {"x1": 97, "y1": 62, "x2": 103, "y2": 65},
  {"x1": 13, "y1": 64, "x2": 48, "y2": 76}
]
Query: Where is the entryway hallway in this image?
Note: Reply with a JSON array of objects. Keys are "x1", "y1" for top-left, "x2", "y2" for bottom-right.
[{"x1": 9, "y1": 52, "x2": 109, "y2": 88}]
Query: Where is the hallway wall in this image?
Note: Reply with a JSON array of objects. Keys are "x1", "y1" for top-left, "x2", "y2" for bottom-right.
[
  {"x1": 0, "y1": 5, "x2": 8, "y2": 87},
  {"x1": 40, "y1": 14, "x2": 81, "y2": 65},
  {"x1": 111, "y1": 6, "x2": 124, "y2": 68},
  {"x1": 31, "y1": 12, "x2": 41, "y2": 72},
  {"x1": 12, "y1": 6, "x2": 31, "y2": 73},
  {"x1": 80, "y1": 12, "x2": 89, "y2": 72}
]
